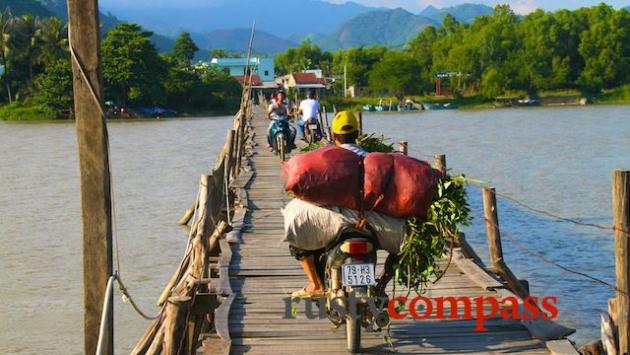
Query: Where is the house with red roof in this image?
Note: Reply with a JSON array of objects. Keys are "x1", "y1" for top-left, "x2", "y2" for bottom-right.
[{"x1": 275, "y1": 70, "x2": 329, "y2": 98}]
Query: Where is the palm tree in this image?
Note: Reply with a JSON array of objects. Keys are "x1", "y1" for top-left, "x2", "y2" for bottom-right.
[
  {"x1": 15, "y1": 14, "x2": 42, "y2": 81},
  {"x1": 40, "y1": 17, "x2": 67, "y2": 67},
  {"x1": 0, "y1": 9, "x2": 14, "y2": 102}
]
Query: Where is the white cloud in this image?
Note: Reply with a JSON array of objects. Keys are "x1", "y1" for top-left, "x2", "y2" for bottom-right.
[{"x1": 505, "y1": 0, "x2": 540, "y2": 14}]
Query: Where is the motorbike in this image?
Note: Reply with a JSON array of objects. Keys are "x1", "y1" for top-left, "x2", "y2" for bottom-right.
[
  {"x1": 268, "y1": 114, "x2": 295, "y2": 161},
  {"x1": 314, "y1": 227, "x2": 394, "y2": 353},
  {"x1": 303, "y1": 117, "x2": 323, "y2": 144}
]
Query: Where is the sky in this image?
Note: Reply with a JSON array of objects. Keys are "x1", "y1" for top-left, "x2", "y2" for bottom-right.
[
  {"x1": 324, "y1": 0, "x2": 630, "y2": 14},
  {"x1": 99, "y1": 0, "x2": 630, "y2": 15}
]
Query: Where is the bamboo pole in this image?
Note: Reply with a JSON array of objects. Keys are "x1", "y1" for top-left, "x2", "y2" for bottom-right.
[
  {"x1": 67, "y1": 0, "x2": 113, "y2": 353},
  {"x1": 399, "y1": 141, "x2": 408, "y2": 155},
  {"x1": 612, "y1": 170, "x2": 630, "y2": 354},
  {"x1": 482, "y1": 187, "x2": 529, "y2": 299},
  {"x1": 178, "y1": 199, "x2": 197, "y2": 226}
]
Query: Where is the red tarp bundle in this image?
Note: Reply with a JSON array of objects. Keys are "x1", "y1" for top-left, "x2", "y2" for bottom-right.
[{"x1": 284, "y1": 146, "x2": 440, "y2": 218}]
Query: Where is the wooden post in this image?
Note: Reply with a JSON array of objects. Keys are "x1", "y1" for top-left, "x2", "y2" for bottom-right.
[
  {"x1": 434, "y1": 154, "x2": 447, "y2": 176},
  {"x1": 482, "y1": 187, "x2": 529, "y2": 298},
  {"x1": 67, "y1": 1, "x2": 113, "y2": 354},
  {"x1": 398, "y1": 141, "x2": 408, "y2": 155},
  {"x1": 234, "y1": 112, "x2": 245, "y2": 176},
  {"x1": 355, "y1": 111, "x2": 363, "y2": 135},
  {"x1": 613, "y1": 170, "x2": 630, "y2": 354},
  {"x1": 225, "y1": 129, "x2": 236, "y2": 181},
  {"x1": 483, "y1": 187, "x2": 504, "y2": 268}
]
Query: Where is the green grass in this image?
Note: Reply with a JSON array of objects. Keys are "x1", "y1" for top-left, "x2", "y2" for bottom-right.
[
  {"x1": 322, "y1": 94, "x2": 495, "y2": 111},
  {"x1": 593, "y1": 84, "x2": 630, "y2": 104},
  {"x1": 0, "y1": 102, "x2": 58, "y2": 121}
]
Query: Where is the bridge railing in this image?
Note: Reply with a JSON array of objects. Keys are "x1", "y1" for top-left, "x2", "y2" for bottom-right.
[{"x1": 132, "y1": 87, "x2": 256, "y2": 355}]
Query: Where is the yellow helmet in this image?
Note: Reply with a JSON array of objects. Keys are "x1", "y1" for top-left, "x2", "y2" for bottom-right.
[{"x1": 332, "y1": 111, "x2": 359, "y2": 135}]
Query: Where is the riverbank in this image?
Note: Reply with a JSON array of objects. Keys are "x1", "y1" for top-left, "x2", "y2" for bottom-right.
[
  {"x1": 322, "y1": 85, "x2": 630, "y2": 112},
  {"x1": 0, "y1": 103, "x2": 238, "y2": 121}
]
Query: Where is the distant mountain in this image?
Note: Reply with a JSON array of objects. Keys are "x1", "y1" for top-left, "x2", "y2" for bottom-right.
[
  {"x1": 419, "y1": 5, "x2": 442, "y2": 19},
  {"x1": 419, "y1": 3, "x2": 493, "y2": 23},
  {"x1": 315, "y1": 8, "x2": 438, "y2": 49},
  {"x1": 0, "y1": 0, "x2": 53, "y2": 17},
  {"x1": 29, "y1": 0, "x2": 177, "y2": 55},
  {"x1": 191, "y1": 29, "x2": 297, "y2": 55},
  {"x1": 105, "y1": 0, "x2": 374, "y2": 39},
  {"x1": 35, "y1": 0, "x2": 119, "y2": 31}
]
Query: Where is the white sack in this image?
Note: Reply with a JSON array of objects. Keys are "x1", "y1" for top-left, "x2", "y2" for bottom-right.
[{"x1": 282, "y1": 198, "x2": 407, "y2": 254}]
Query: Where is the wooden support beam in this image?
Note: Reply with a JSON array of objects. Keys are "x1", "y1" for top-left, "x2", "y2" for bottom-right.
[
  {"x1": 67, "y1": 1, "x2": 113, "y2": 354},
  {"x1": 612, "y1": 170, "x2": 630, "y2": 354},
  {"x1": 355, "y1": 111, "x2": 363, "y2": 135},
  {"x1": 226, "y1": 129, "x2": 236, "y2": 181},
  {"x1": 399, "y1": 141, "x2": 408, "y2": 155},
  {"x1": 482, "y1": 187, "x2": 529, "y2": 299},
  {"x1": 434, "y1": 154, "x2": 447, "y2": 176}
]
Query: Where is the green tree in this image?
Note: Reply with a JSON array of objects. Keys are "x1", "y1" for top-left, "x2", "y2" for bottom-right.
[
  {"x1": 274, "y1": 39, "x2": 325, "y2": 75},
  {"x1": 368, "y1": 51, "x2": 422, "y2": 99},
  {"x1": 0, "y1": 9, "x2": 14, "y2": 102},
  {"x1": 577, "y1": 4, "x2": 630, "y2": 94},
  {"x1": 101, "y1": 23, "x2": 165, "y2": 107},
  {"x1": 211, "y1": 48, "x2": 229, "y2": 58},
  {"x1": 332, "y1": 45, "x2": 387, "y2": 88},
  {"x1": 172, "y1": 32, "x2": 198, "y2": 65},
  {"x1": 407, "y1": 26, "x2": 438, "y2": 93},
  {"x1": 36, "y1": 58, "x2": 72, "y2": 116},
  {"x1": 15, "y1": 14, "x2": 42, "y2": 81},
  {"x1": 480, "y1": 66, "x2": 505, "y2": 98},
  {"x1": 39, "y1": 17, "x2": 67, "y2": 67}
]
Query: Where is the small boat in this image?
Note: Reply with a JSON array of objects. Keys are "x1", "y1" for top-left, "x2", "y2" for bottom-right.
[
  {"x1": 397, "y1": 103, "x2": 418, "y2": 111},
  {"x1": 421, "y1": 102, "x2": 458, "y2": 110},
  {"x1": 362, "y1": 104, "x2": 375, "y2": 112},
  {"x1": 516, "y1": 98, "x2": 540, "y2": 106}
]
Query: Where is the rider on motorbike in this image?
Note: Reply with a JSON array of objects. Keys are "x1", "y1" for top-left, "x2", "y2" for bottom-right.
[
  {"x1": 296, "y1": 89, "x2": 322, "y2": 140},
  {"x1": 266, "y1": 91, "x2": 296, "y2": 151},
  {"x1": 290, "y1": 111, "x2": 367, "y2": 299}
]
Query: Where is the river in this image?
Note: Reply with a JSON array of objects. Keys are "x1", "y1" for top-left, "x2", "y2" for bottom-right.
[
  {"x1": 0, "y1": 105, "x2": 628, "y2": 353},
  {"x1": 0, "y1": 116, "x2": 234, "y2": 354},
  {"x1": 364, "y1": 104, "x2": 629, "y2": 346}
]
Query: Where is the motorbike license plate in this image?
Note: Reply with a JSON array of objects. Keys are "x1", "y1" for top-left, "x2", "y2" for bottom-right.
[
  {"x1": 342, "y1": 264, "x2": 376, "y2": 286},
  {"x1": 308, "y1": 124, "x2": 318, "y2": 130}
]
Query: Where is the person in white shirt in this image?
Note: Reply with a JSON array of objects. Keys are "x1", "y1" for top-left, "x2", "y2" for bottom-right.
[{"x1": 296, "y1": 89, "x2": 321, "y2": 140}]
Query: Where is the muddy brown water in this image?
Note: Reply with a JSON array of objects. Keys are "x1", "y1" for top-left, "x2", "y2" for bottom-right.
[{"x1": 1, "y1": 105, "x2": 629, "y2": 352}]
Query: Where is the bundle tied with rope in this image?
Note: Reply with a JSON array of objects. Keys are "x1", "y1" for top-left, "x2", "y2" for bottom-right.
[{"x1": 297, "y1": 134, "x2": 473, "y2": 293}]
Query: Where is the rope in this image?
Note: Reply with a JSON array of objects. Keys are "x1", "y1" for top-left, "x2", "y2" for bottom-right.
[
  {"x1": 397, "y1": 146, "x2": 630, "y2": 296},
  {"x1": 69, "y1": 36, "x2": 160, "y2": 322},
  {"x1": 115, "y1": 275, "x2": 159, "y2": 320},
  {"x1": 475, "y1": 184, "x2": 630, "y2": 236},
  {"x1": 483, "y1": 217, "x2": 629, "y2": 296}
]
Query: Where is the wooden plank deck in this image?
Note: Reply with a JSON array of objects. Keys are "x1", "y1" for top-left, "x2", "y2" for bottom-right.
[{"x1": 225, "y1": 107, "x2": 551, "y2": 354}]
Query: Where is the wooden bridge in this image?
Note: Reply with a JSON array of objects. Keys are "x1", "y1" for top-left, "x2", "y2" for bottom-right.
[{"x1": 132, "y1": 98, "x2": 578, "y2": 354}]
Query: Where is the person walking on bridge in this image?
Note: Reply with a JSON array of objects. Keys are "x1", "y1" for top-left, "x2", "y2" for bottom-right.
[{"x1": 290, "y1": 111, "x2": 367, "y2": 298}]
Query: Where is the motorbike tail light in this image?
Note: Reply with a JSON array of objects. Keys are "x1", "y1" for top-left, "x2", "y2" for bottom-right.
[{"x1": 342, "y1": 240, "x2": 372, "y2": 254}]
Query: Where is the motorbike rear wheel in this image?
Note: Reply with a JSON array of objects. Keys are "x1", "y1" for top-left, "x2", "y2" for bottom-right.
[
  {"x1": 346, "y1": 305, "x2": 361, "y2": 353},
  {"x1": 305, "y1": 129, "x2": 314, "y2": 145}
]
